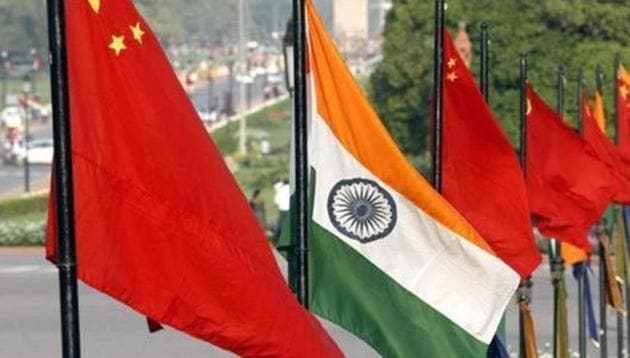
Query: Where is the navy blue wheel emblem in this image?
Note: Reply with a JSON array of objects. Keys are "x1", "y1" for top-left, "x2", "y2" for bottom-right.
[{"x1": 327, "y1": 178, "x2": 397, "y2": 243}]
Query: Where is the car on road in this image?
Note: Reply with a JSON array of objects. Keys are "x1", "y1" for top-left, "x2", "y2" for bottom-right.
[
  {"x1": 8, "y1": 138, "x2": 54, "y2": 165},
  {"x1": 1, "y1": 106, "x2": 25, "y2": 128}
]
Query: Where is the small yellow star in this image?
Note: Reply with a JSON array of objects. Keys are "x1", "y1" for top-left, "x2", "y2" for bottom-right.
[
  {"x1": 526, "y1": 99, "x2": 532, "y2": 115},
  {"x1": 621, "y1": 85, "x2": 629, "y2": 100},
  {"x1": 108, "y1": 35, "x2": 127, "y2": 56},
  {"x1": 446, "y1": 71, "x2": 458, "y2": 82},
  {"x1": 447, "y1": 58, "x2": 457, "y2": 69},
  {"x1": 130, "y1": 22, "x2": 146, "y2": 44}
]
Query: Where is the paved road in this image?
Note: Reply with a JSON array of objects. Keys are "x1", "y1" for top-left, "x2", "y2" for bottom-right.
[
  {"x1": 0, "y1": 251, "x2": 376, "y2": 358},
  {"x1": 0, "y1": 251, "x2": 625, "y2": 357}
]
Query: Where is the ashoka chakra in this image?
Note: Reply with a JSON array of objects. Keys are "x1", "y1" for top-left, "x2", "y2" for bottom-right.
[{"x1": 327, "y1": 178, "x2": 397, "y2": 243}]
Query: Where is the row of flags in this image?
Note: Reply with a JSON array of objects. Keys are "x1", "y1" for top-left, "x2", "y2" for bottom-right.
[{"x1": 43, "y1": 0, "x2": 630, "y2": 357}]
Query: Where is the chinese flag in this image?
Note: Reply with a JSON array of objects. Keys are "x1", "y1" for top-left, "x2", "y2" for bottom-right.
[
  {"x1": 46, "y1": 1, "x2": 342, "y2": 356},
  {"x1": 441, "y1": 30, "x2": 541, "y2": 278},
  {"x1": 618, "y1": 66, "x2": 630, "y2": 157},
  {"x1": 582, "y1": 93, "x2": 630, "y2": 204},
  {"x1": 526, "y1": 85, "x2": 613, "y2": 253}
]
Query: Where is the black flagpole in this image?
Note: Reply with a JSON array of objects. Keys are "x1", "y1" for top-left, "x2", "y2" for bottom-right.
[
  {"x1": 480, "y1": 23, "x2": 489, "y2": 103},
  {"x1": 518, "y1": 53, "x2": 530, "y2": 358},
  {"x1": 575, "y1": 68, "x2": 589, "y2": 358},
  {"x1": 551, "y1": 65, "x2": 566, "y2": 358},
  {"x1": 46, "y1": 0, "x2": 81, "y2": 357},
  {"x1": 480, "y1": 23, "x2": 508, "y2": 343},
  {"x1": 292, "y1": 0, "x2": 309, "y2": 307},
  {"x1": 432, "y1": 0, "x2": 444, "y2": 191},
  {"x1": 595, "y1": 64, "x2": 608, "y2": 358}
]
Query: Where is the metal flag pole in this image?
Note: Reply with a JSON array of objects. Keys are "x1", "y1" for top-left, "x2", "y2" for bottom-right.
[
  {"x1": 46, "y1": 0, "x2": 81, "y2": 357},
  {"x1": 237, "y1": 0, "x2": 248, "y2": 155},
  {"x1": 518, "y1": 53, "x2": 530, "y2": 358},
  {"x1": 576, "y1": 68, "x2": 587, "y2": 358},
  {"x1": 612, "y1": 54, "x2": 627, "y2": 358},
  {"x1": 479, "y1": 23, "x2": 489, "y2": 103},
  {"x1": 552, "y1": 65, "x2": 566, "y2": 358},
  {"x1": 596, "y1": 64, "x2": 608, "y2": 358},
  {"x1": 432, "y1": 0, "x2": 444, "y2": 192},
  {"x1": 292, "y1": 0, "x2": 309, "y2": 307},
  {"x1": 480, "y1": 23, "x2": 509, "y2": 344}
]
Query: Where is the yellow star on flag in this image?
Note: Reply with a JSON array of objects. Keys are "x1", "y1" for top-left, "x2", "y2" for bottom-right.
[
  {"x1": 109, "y1": 35, "x2": 127, "y2": 56},
  {"x1": 446, "y1": 71, "x2": 458, "y2": 82},
  {"x1": 621, "y1": 85, "x2": 629, "y2": 100},
  {"x1": 130, "y1": 22, "x2": 146, "y2": 44},
  {"x1": 447, "y1": 58, "x2": 456, "y2": 69}
]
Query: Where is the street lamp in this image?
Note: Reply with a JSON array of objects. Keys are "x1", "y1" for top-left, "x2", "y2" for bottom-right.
[
  {"x1": 282, "y1": 19, "x2": 294, "y2": 96},
  {"x1": 22, "y1": 74, "x2": 32, "y2": 193},
  {"x1": 1, "y1": 50, "x2": 9, "y2": 109}
]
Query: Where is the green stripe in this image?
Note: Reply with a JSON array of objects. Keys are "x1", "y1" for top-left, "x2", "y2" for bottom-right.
[{"x1": 309, "y1": 222, "x2": 488, "y2": 357}]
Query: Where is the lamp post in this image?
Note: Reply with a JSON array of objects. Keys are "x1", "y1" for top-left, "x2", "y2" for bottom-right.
[
  {"x1": 30, "y1": 48, "x2": 39, "y2": 99},
  {"x1": 1, "y1": 50, "x2": 8, "y2": 109},
  {"x1": 282, "y1": 19, "x2": 294, "y2": 96},
  {"x1": 207, "y1": 55, "x2": 215, "y2": 112},
  {"x1": 22, "y1": 74, "x2": 32, "y2": 193}
]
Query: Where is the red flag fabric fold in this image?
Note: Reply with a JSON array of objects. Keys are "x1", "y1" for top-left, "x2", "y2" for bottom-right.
[
  {"x1": 46, "y1": 1, "x2": 342, "y2": 356},
  {"x1": 526, "y1": 85, "x2": 613, "y2": 253},
  {"x1": 441, "y1": 30, "x2": 541, "y2": 278},
  {"x1": 582, "y1": 93, "x2": 630, "y2": 204}
]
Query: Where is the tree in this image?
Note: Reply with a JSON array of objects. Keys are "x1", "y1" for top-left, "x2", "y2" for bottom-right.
[{"x1": 371, "y1": 0, "x2": 630, "y2": 162}]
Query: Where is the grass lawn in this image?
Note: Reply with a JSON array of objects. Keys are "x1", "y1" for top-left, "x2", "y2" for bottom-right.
[
  {"x1": 210, "y1": 99, "x2": 291, "y2": 228},
  {"x1": 2, "y1": 73, "x2": 51, "y2": 105}
]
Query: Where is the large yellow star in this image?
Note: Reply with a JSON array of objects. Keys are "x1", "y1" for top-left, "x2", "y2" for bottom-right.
[
  {"x1": 446, "y1": 71, "x2": 458, "y2": 82},
  {"x1": 621, "y1": 85, "x2": 629, "y2": 100},
  {"x1": 109, "y1": 35, "x2": 127, "y2": 56},
  {"x1": 130, "y1": 22, "x2": 146, "y2": 44},
  {"x1": 447, "y1": 58, "x2": 457, "y2": 69}
]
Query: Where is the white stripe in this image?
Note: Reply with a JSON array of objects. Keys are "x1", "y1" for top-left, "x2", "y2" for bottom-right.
[{"x1": 308, "y1": 91, "x2": 519, "y2": 344}]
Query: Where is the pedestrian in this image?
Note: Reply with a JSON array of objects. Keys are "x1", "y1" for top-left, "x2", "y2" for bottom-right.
[
  {"x1": 249, "y1": 188, "x2": 267, "y2": 232},
  {"x1": 272, "y1": 179, "x2": 290, "y2": 243}
]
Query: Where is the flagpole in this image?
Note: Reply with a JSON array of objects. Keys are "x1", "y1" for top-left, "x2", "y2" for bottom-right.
[
  {"x1": 432, "y1": 0, "x2": 444, "y2": 191},
  {"x1": 292, "y1": 0, "x2": 309, "y2": 307},
  {"x1": 596, "y1": 64, "x2": 608, "y2": 358},
  {"x1": 576, "y1": 68, "x2": 587, "y2": 358},
  {"x1": 46, "y1": 0, "x2": 81, "y2": 357},
  {"x1": 518, "y1": 53, "x2": 531, "y2": 358},
  {"x1": 480, "y1": 23, "x2": 508, "y2": 344},
  {"x1": 479, "y1": 23, "x2": 489, "y2": 103},
  {"x1": 552, "y1": 65, "x2": 566, "y2": 358}
]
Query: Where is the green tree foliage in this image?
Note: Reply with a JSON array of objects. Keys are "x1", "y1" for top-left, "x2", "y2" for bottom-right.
[
  {"x1": 371, "y1": 0, "x2": 630, "y2": 158},
  {"x1": 0, "y1": 0, "x2": 290, "y2": 52}
]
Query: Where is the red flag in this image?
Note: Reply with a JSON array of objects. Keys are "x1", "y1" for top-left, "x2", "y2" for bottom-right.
[
  {"x1": 46, "y1": 1, "x2": 342, "y2": 356},
  {"x1": 526, "y1": 85, "x2": 613, "y2": 253},
  {"x1": 617, "y1": 66, "x2": 630, "y2": 157},
  {"x1": 582, "y1": 93, "x2": 630, "y2": 204},
  {"x1": 441, "y1": 30, "x2": 541, "y2": 278}
]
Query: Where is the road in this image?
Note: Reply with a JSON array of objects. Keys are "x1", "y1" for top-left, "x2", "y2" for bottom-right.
[
  {"x1": 0, "y1": 73, "x2": 271, "y2": 198},
  {"x1": 0, "y1": 250, "x2": 376, "y2": 358},
  {"x1": 0, "y1": 251, "x2": 624, "y2": 357}
]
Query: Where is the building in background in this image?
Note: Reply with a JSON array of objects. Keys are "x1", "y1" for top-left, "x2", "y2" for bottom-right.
[{"x1": 368, "y1": 0, "x2": 392, "y2": 38}]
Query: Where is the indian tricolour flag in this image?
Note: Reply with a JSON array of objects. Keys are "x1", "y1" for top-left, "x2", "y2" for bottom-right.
[{"x1": 302, "y1": 1, "x2": 520, "y2": 356}]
